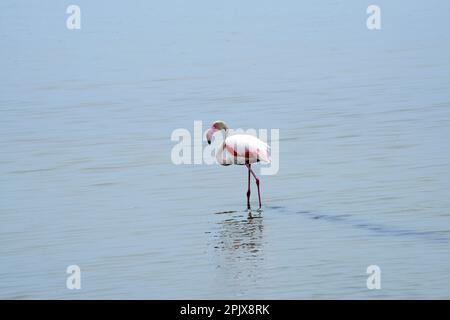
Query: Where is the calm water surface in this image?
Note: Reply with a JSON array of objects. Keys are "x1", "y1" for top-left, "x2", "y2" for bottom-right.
[{"x1": 1, "y1": 1, "x2": 450, "y2": 299}]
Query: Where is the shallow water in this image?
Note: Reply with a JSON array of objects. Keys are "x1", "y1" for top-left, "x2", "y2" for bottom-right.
[{"x1": 1, "y1": 1, "x2": 450, "y2": 299}]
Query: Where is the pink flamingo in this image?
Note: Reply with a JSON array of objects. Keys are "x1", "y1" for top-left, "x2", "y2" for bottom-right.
[{"x1": 206, "y1": 120, "x2": 271, "y2": 210}]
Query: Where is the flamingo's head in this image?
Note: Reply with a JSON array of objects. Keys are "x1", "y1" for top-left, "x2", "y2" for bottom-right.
[{"x1": 206, "y1": 120, "x2": 228, "y2": 145}]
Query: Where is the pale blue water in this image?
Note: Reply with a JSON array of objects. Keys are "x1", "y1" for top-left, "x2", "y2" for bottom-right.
[{"x1": 1, "y1": 0, "x2": 450, "y2": 299}]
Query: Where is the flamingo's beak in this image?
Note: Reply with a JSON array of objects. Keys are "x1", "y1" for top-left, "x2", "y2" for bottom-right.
[{"x1": 206, "y1": 128, "x2": 217, "y2": 145}]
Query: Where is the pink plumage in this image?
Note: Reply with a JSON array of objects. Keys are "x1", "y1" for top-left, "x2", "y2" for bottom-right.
[{"x1": 224, "y1": 134, "x2": 271, "y2": 164}]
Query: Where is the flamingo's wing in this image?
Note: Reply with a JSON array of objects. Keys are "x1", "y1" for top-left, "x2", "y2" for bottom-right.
[{"x1": 224, "y1": 134, "x2": 271, "y2": 163}]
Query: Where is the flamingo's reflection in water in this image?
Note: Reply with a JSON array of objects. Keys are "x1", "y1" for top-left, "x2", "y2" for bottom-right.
[{"x1": 211, "y1": 212, "x2": 265, "y2": 295}]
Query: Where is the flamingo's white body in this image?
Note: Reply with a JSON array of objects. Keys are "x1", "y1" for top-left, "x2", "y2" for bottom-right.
[
  {"x1": 206, "y1": 121, "x2": 270, "y2": 210},
  {"x1": 216, "y1": 134, "x2": 271, "y2": 166}
]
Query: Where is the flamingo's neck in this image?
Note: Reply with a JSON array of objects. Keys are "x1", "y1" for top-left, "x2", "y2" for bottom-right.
[{"x1": 216, "y1": 141, "x2": 233, "y2": 166}]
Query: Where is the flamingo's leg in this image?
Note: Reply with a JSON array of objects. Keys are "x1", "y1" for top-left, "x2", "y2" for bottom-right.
[
  {"x1": 248, "y1": 165, "x2": 262, "y2": 209},
  {"x1": 246, "y1": 164, "x2": 251, "y2": 210}
]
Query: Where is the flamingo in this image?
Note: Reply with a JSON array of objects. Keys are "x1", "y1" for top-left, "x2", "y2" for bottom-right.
[{"x1": 206, "y1": 120, "x2": 271, "y2": 211}]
